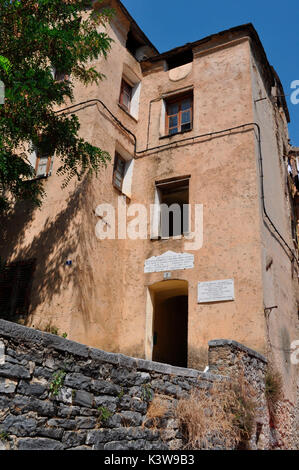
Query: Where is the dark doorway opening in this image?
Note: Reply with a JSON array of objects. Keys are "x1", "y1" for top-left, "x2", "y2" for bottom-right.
[
  {"x1": 0, "y1": 259, "x2": 36, "y2": 322},
  {"x1": 151, "y1": 280, "x2": 188, "y2": 368}
]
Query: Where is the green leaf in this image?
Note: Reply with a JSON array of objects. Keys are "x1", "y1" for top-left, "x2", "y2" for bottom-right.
[{"x1": 0, "y1": 0, "x2": 113, "y2": 210}]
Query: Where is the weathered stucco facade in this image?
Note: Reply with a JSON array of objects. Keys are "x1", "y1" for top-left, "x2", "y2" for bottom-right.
[{"x1": 0, "y1": 0, "x2": 298, "y2": 409}]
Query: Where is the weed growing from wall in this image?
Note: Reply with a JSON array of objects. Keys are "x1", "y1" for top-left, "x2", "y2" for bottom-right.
[
  {"x1": 145, "y1": 394, "x2": 170, "y2": 430},
  {"x1": 265, "y1": 367, "x2": 283, "y2": 426},
  {"x1": 97, "y1": 406, "x2": 113, "y2": 427},
  {"x1": 49, "y1": 370, "x2": 66, "y2": 397},
  {"x1": 176, "y1": 377, "x2": 257, "y2": 450},
  {"x1": 142, "y1": 384, "x2": 153, "y2": 402},
  {"x1": 0, "y1": 430, "x2": 9, "y2": 442}
]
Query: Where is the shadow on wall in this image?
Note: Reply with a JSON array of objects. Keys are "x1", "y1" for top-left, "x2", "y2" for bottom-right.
[{"x1": 0, "y1": 176, "x2": 93, "y2": 326}]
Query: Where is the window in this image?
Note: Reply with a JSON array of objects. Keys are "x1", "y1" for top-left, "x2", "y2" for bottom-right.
[
  {"x1": 51, "y1": 66, "x2": 69, "y2": 82},
  {"x1": 166, "y1": 94, "x2": 193, "y2": 136},
  {"x1": 119, "y1": 66, "x2": 142, "y2": 120},
  {"x1": 54, "y1": 70, "x2": 69, "y2": 82},
  {"x1": 126, "y1": 29, "x2": 143, "y2": 58},
  {"x1": 166, "y1": 50, "x2": 193, "y2": 71},
  {"x1": 113, "y1": 153, "x2": 126, "y2": 192},
  {"x1": 0, "y1": 260, "x2": 36, "y2": 321},
  {"x1": 28, "y1": 147, "x2": 53, "y2": 178},
  {"x1": 152, "y1": 176, "x2": 190, "y2": 239},
  {"x1": 112, "y1": 149, "x2": 135, "y2": 198},
  {"x1": 35, "y1": 151, "x2": 53, "y2": 177},
  {"x1": 119, "y1": 79, "x2": 133, "y2": 112}
]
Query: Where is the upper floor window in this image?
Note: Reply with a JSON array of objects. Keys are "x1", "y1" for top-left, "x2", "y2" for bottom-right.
[
  {"x1": 35, "y1": 151, "x2": 53, "y2": 177},
  {"x1": 166, "y1": 50, "x2": 193, "y2": 71},
  {"x1": 51, "y1": 67, "x2": 69, "y2": 82},
  {"x1": 28, "y1": 146, "x2": 54, "y2": 178},
  {"x1": 166, "y1": 94, "x2": 193, "y2": 136},
  {"x1": 113, "y1": 152, "x2": 126, "y2": 192},
  {"x1": 54, "y1": 70, "x2": 69, "y2": 82},
  {"x1": 112, "y1": 149, "x2": 135, "y2": 199},
  {"x1": 119, "y1": 79, "x2": 133, "y2": 112},
  {"x1": 151, "y1": 176, "x2": 190, "y2": 239}
]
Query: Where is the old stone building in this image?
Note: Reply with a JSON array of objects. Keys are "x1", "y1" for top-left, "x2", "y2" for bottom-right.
[{"x1": 0, "y1": 0, "x2": 298, "y2": 414}]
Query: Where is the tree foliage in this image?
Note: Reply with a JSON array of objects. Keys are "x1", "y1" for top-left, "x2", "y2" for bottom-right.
[{"x1": 0, "y1": 0, "x2": 113, "y2": 210}]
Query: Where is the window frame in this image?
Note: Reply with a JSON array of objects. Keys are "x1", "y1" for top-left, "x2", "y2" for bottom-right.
[
  {"x1": 165, "y1": 93, "x2": 193, "y2": 136},
  {"x1": 112, "y1": 152, "x2": 127, "y2": 192},
  {"x1": 52, "y1": 67, "x2": 69, "y2": 82},
  {"x1": 28, "y1": 144, "x2": 53, "y2": 179},
  {"x1": 35, "y1": 153, "x2": 53, "y2": 177},
  {"x1": 119, "y1": 79, "x2": 133, "y2": 112},
  {"x1": 152, "y1": 176, "x2": 191, "y2": 240}
]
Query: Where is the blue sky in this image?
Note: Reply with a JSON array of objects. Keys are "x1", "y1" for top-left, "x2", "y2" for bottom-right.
[{"x1": 122, "y1": 0, "x2": 299, "y2": 146}]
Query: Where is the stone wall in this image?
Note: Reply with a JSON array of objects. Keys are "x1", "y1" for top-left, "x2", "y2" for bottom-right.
[
  {"x1": 0, "y1": 320, "x2": 296, "y2": 450},
  {"x1": 208, "y1": 339, "x2": 299, "y2": 450}
]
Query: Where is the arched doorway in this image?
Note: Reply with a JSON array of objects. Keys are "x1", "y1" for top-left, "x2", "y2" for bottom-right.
[{"x1": 148, "y1": 280, "x2": 188, "y2": 368}]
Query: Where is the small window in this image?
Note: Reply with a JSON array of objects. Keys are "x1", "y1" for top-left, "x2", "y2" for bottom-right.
[
  {"x1": 113, "y1": 153, "x2": 126, "y2": 192},
  {"x1": 55, "y1": 71, "x2": 68, "y2": 82},
  {"x1": 53, "y1": 68, "x2": 69, "y2": 82},
  {"x1": 35, "y1": 148, "x2": 53, "y2": 177},
  {"x1": 36, "y1": 153, "x2": 52, "y2": 177},
  {"x1": 166, "y1": 50, "x2": 193, "y2": 71},
  {"x1": 119, "y1": 79, "x2": 133, "y2": 112},
  {"x1": 166, "y1": 94, "x2": 193, "y2": 136},
  {"x1": 126, "y1": 29, "x2": 143, "y2": 58},
  {"x1": 28, "y1": 146, "x2": 53, "y2": 178}
]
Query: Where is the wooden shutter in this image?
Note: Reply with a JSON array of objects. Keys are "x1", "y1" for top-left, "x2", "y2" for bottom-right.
[
  {"x1": 119, "y1": 79, "x2": 132, "y2": 111},
  {"x1": 113, "y1": 153, "x2": 126, "y2": 191},
  {"x1": 28, "y1": 148, "x2": 37, "y2": 170}
]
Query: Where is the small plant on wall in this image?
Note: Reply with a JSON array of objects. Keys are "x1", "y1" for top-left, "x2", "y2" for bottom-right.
[
  {"x1": 265, "y1": 367, "x2": 283, "y2": 426},
  {"x1": 97, "y1": 406, "x2": 113, "y2": 427},
  {"x1": 0, "y1": 430, "x2": 9, "y2": 442},
  {"x1": 141, "y1": 384, "x2": 153, "y2": 402},
  {"x1": 49, "y1": 370, "x2": 66, "y2": 397}
]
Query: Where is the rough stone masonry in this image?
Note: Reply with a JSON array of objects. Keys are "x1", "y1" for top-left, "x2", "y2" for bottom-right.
[{"x1": 0, "y1": 319, "x2": 297, "y2": 450}]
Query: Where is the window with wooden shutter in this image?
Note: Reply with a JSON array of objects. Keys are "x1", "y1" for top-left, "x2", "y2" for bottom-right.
[
  {"x1": 0, "y1": 260, "x2": 36, "y2": 321},
  {"x1": 28, "y1": 145, "x2": 53, "y2": 178},
  {"x1": 112, "y1": 153, "x2": 126, "y2": 192},
  {"x1": 166, "y1": 94, "x2": 193, "y2": 136},
  {"x1": 35, "y1": 153, "x2": 53, "y2": 177},
  {"x1": 119, "y1": 79, "x2": 133, "y2": 112}
]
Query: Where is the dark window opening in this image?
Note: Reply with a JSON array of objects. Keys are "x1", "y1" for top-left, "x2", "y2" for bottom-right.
[
  {"x1": 0, "y1": 260, "x2": 36, "y2": 321},
  {"x1": 165, "y1": 93, "x2": 193, "y2": 136},
  {"x1": 53, "y1": 66, "x2": 70, "y2": 82},
  {"x1": 156, "y1": 177, "x2": 190, "y2": 238},
  {"x1": 166, "y1": 50, "x2": 193, "y2": 71},
  {"x1": 54, "y1": 70, "x2": 69, "y2": 82},
  {"x1": 288, "y1": 183, "x2": 298, "y2": 245},
  {"x1": 113, "y1": 153, "x2": 126, "y2": 192},
  {"x1": 119, "y1": 79, "x2": 132, "y2": 112},
  {"x1": 126, "y1": 29, "x2": 144, "y2": 58}
]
